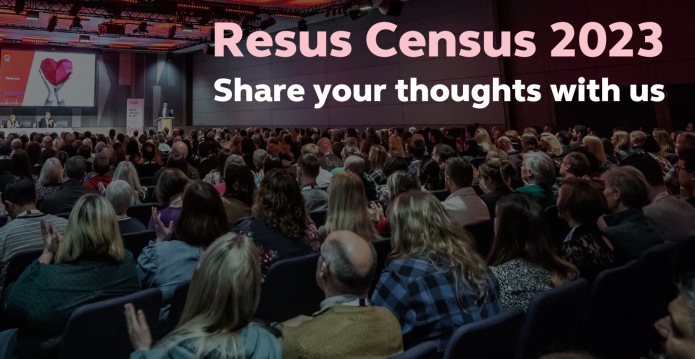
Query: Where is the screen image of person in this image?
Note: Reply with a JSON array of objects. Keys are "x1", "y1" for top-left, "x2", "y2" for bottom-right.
[
  {"x1": 17, "y1": 51, "x2": 96, "y2": 107},
  {"x1": 158, "y1": 101, "x2": 173, "y2": 118}
]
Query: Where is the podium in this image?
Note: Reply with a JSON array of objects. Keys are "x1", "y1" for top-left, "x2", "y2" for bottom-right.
[{"x1": 155, "y1": 117, "x2": 173, "y2": 132}]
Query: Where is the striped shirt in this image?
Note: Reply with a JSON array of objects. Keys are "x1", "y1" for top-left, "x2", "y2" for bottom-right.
[{"x1": 0, "y1": 213, "x2": 68, "y2": 293}]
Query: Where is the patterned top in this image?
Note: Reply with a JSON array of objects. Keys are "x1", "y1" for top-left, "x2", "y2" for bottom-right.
[
  {"x1": 490, "y1": 258, "x2": 553, "y2": 311},
  {"x1": 36, "y1": 184, "x2": 61, "y2": 200},
  {"x1": 371, "y1": 255, "x2": 502, "y2": 354},
  {"x1": 561, "y1": 224, "x2": 615, "y2": 282},
  {"x1": 366, "y1": 168, "x2": 384, "y2": 187}
]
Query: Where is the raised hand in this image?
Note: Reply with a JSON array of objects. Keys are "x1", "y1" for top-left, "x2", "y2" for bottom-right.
[
  {"x1": 54, "y1": 74, "x2": 71, "y2": 105},
  {"x1": 369, "y1": 201, "x2": 385, "y2": 222},
  {"x1": 124, "y1": 303, "x2": 152, "y2": 351},
  {"x1": 40, "y1": 218, "x2": 61, "y2": 254},
  {"x1": 38, "y1": 69, "x2": 53, "y2": 103},
  {"x1": 151, "y1": 207, "x2": 173, "y2": 243}
]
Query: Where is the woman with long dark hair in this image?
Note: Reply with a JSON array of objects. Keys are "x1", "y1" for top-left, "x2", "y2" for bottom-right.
[
  {"x1": 222, "y1": 163, "x2": 255, "y2": 225},
  {"x1": 11, "y1": 150, "x2": 36, "y2": 183}
]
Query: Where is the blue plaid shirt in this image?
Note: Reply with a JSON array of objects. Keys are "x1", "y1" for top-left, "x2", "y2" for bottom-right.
[{"x1": 371, "y1": 255, "x2": 503, "y2": 354}]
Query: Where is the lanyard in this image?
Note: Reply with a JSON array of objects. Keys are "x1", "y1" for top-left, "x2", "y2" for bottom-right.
[{"x1": 16, "y1": 209, "x2": 42, "y2": 218}]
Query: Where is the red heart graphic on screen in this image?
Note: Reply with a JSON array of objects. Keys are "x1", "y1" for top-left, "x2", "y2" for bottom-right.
[{"x1": 40, "y1": 58, "x2": 72, "y2": 86}]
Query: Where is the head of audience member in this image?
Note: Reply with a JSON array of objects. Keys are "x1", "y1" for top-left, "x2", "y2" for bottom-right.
[
  {"x1": 41, "y1": 136, "x2": 53, "y2": 150},
  {"x1": 175, "y1": 181, "x2": 228, "y2": 247},
  {"x1": 676, "y1": 132, "x2": 695, "y2": 156},
  {"x1": 105, "y1": 180, "x2": 134, "y2": 217},
  {"x1": 11, "y1": 150, "x2": 32, "y2": 180},
  {"x1": 241, "y1": 137, "x2": 255, "y2": 156},
  {"x1": 265, "y1": 143, "x2": 280, "y2": 157},
  {"x1": 523, "y1": 127, "x2": 539, "y2": 137},
  {"x1": 485, "y1": 148, "x2": 508, "y2": 161},
  {"x1": 406, "y1": 136, "x2": 426, "y2": 161},
  {"x1": 489, "y1": 193, "x2": 578, "y2": 286},
  {"x1": 0, "y1": 139, "x2": 11, "y2": 157},
  {"x1": 557, "y1": 177, "x2": 607, "y2": 231},
  {"x1": 297, "y1": 154, "x2": 321, "y2": 187},
  {"x1": 317, "y1": 138, "x2": 333, "y2": 156},
  {"x1": 521, "y1": 151, "x2": 555, "y2": 186},
  {"x1": 223, "y1": 163, "x2": 256, "y2": 208},
  {"x1": 25, "y1": 142, "x2": 41, "y2": 166},
  {"x1": 479, "y1": 159, "x2": 515, "y2": 193},
  {"x1": 317, "y1": 230, "x2": 376, "y2": 299},
  {"x1": 600, "y1": 166, "x2": 650, "y2": 213},
  {"x1": 621, "y1": 152, "x2": 670, "y2": 202},
  {"x1": 388, "y1": 135, "x2": 405, "y2": 158},
  {"x1": 126, "y1": 139, "x2": 141, "y2": 159},
  {"x1": 678, "y1": 149, "x2": 695, "y2": 199},
  {"x1": 261, "y1": 156, "x2": 283, "y2": 176},
  {"x1": 11, "y1": 138, "x2": 22, "y2": 153},
  {"x1": 572, "y1": 125, "x2": 588, "y2": 142},
  {"x1": 165, "y1": 153, "x2": 190, "y2": 176},
  {"x1": 556, "y1": 131, "x2": 572, "y2": 147},
  {"x1": 367, "y1": 145, "x2": 387, "y2": 172},
  {"x1": 341, "y1": 145, "x2": 361, "y2": 161},
  {"x1": 580, "y1": 136, "x2": 605, "y2": 163},
  {"x1": 419, "y1": 158, "x2": 442, "y2": 191},
  {"x1": 432, "y1": 144, "x2": 456, "y2": 166},
  {"x1": 444, "y1": 157, "x2": 473, "y2": 193},
  {"x1": 630, "y1": 131, "x2": 647, "y2": 148},
  {"x1": 559, "y1": 152, "x2": 591, "y2": 179},
  {"x1": 94, "y1": 141, "x2": 107, "y2": 156},
  {"x1": 612, "y1": 131, "x2": 632, "y2": 155},
  {"x1": 154, "y1": 233, "x2": 261, "y2": 356},
  {"x1": 171, "y1": 141, "x2": 189, "y2": 158},
  {"x1": 521, "y1": 133, "x2": 540, "y2": 153},
  {"x1": 386, "y1": 171, "x2": 420, "y2": 202},
  {"x1": 251, "y1": 149, "x2": 267, "y2": 171},
  {"x1": 383, "y1": 156, "x2": 409, "y2": 179},
  {"x1": 540, "y1": 133, "x2": 562, "y2": 157},
  {"x1": 331, "y1": 129, "x2": 345, "y2": 144},
  {"x1": 653, "y1": 128, "x2": 676, "y2": 155},
  {"x1": 155, "y1": 169, "x2": 189, "y2": 208},
  {"x1": 496, "y1": 136, "x2": 514, "y2": 152},
  {"x1": 54, "y1": 151, "x2": 68, "y2": 166},
  {"x1": 475, "y1": 129, "x2": 495, "y2": 153},
  {"x1": 344, "y1": 155, "x2": 365, "y2": 176},
  {"x1": 142, "y1": 142, "x2": 156, "y2": 162},
  {"x1": 113, "y1": 161, "x2": 145, "y2": 204},
  {"x1": 255, "y1": 169, "x2": 309, "y2": 239},
  {"x1": 39, "y1": 157, "x2": 63, "y2": 186},
  {"x1": 655, "y1": 275, "x2": 695, "y2": 359},
  {"x1": 93, "y1": 153, "x2": 110, "y2": 177},
  {"x1": 325, "y1": 171, "x2": 379, "y2": 242},
  {"x1": 2, "y1": 178, "x2": 38, "y2": 219},
  {"x1": 65, "y1": 133, "x2": 76, "y2": 145},
  {"x1": 390, "y1": 190, "x2": 493, "y2": 299}
]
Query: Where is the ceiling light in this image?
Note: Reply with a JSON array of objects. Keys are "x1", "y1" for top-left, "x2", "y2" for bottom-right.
[
  {"x1": 25, "y1": 11, "x2": 39, "y2": 20},
  {"x1": 47, "y1": 15, "x2": 57, "y2": 32},
  {"x1": 80, "y1": 34, "x2": 90, "y2": 41},
  {"x1": 183, "y1": 24, "x2": 194, "y2": 32},
  {"x1": 276, "y1": 13, "x2": 301, "y2": 19},
  {"x1": 358, "y1": 1, "x2": 373, "y2": 11},
  {"x1": 166, "y1": 52, "x2": 174, "y2": 62}
]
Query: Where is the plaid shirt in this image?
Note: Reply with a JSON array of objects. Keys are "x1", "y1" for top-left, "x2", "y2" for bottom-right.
[
  {"x1": 371, "y1": 255, "x2": 503, "y2": 354},
  {"x1": 366, "y1": 168, "x2": 384, "y2": 186},
  {"x1": 408, "y1": 159, "x2": 421, "y2": 175}
]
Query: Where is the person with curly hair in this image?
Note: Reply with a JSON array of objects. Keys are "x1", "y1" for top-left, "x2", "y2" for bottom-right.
[{"x1": 232, "y1": 169, "x2": 319, "y2": 276}]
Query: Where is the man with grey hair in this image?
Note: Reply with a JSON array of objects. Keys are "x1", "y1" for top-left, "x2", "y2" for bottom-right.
[
  {"x1": 517, "y1": 151, "x2": 556, "y2": 209},
  {"x1": 344, "y1": 156, "x2": 377, "y2": 201},
  {"x1": 655, "y1": 275, "x2": 695, "y2": 359},
  {"x1": 10, "y1": 139, "x2": 21, "y2": 156},
  {"x1": 40, "y1": 156, "x2": 96, "y2": 215},
  {"x1": 495, "y1": 136, "x2": 522, "y2": 167},
  {"x1": 630, "y1": 130, "x2": 647, "y2": 153},
  {"x1": 598, "y1": 166, "x2": 663, "y2": 264},
  {"x1": 276, "y1": 230, "x2": 403, "y2": 359},
  {"x1": 106, "y1": 180, "x2": 146, "y2": 235}
]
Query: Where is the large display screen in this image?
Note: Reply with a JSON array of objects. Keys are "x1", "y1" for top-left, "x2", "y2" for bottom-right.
[{"x1": 0, "y1": 50, "x2": 96, "y2": 107}]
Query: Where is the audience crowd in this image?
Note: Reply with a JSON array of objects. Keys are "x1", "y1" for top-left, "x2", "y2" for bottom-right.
[{"x1": 0, "y1": 123, "x2": 691, "y2": 358}]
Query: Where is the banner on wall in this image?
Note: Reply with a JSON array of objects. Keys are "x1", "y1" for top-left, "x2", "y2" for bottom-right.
[{"x1": 126, "y1": 98, "x2": 144, "y2": 137}]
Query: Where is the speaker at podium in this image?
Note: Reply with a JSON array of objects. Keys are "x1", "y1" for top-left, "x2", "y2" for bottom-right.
[{"x1": 155, "y1": 117, "x2": 173, "y2": 132}]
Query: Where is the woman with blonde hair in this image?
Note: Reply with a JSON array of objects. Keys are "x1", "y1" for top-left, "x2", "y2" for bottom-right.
[
  {"x1": 320, "y1": 171, "x2": 380, "y2": 242},
  {"x1": 652, "y1": 128, "x2": 676, "y2": 157},
  {"x1": 2, "y1": 194, "x2": 140, "y2": 359},
  {"x1": 37, "y1": 157, "x2": 64, "y2": 199},
  {"x1": 52, "y1": 137, "x2": 64, "y2": 151},
  {"x1": 582, "y1": 136, "x2": 613, "y2": 171},
  {"x1": 125, "y1": 233, "x2": 281, "y2": 359},
  {"x1": 372, "y1": 190, "x2": 501, "y2": 355},
  {"x1": 6, "y1": 114, "x2": 17, "y2": 128},
  {"x1": 539, "y1": 133, "x2": 563, "y2": 157},
  {"x1": 388, "y1": 135, "x2": 405, "y2": 158},
  {"x1": 611, "y1": 130, "x2": 632, "y2": 159},
  {"x1": 114, "y1": 161, "x2": 149, "y2": 204},
  {"x1": 367, "y1": 144, "x2": 388, "y2": 185},
  {"x1": 475, "y1": 128, "x2": 495, "y2": 155}
]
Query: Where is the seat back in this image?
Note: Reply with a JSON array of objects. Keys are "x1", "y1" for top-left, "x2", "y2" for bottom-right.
[
  {"x1": 309, "y1": 210, "x2": 327, "y2": 227},
  {"x1": 127, "y1": 203, "x2": 160, "y2": 228},
  {"x1": 430, "y1": 190, "x2": 450, "y2": 201},
  {"x1": 470, "y1": 157, "x2": 486, "y2": 168},
  {"x1": 139, "y1": 176, "x2": 154, "y2": 186},
  {"x1": 463, "y1": 219, "x2": 495, "y2": 258},
  {"x1": 444, "y1": 306, "x2": 525, "y2": 359},
  {"x1": 580, "y1": 260, "x2": 638, "y2": 356},
  {"x1": 255, "y1": 254, "x2": 323, "y2": 322},
  {"x1": 57, "y1": 289, "x2": 162, "y2": 359},
  {"x1": 388, "y1": 341, "x2": 438, "y2": 359},
  {"x1": 0, "y1": 215, "x2": 7, "y2": 228},
  {"x1": 163, "y1": 280, "x2": 190, "y2": 336},
  {"x1": 121, "y1": 231, "x2": 156, "y2": 260},
  {"x1": 3, "y1": 249, "x2": 43, "y2": 293},
  {"x1": 515, "y1": 278, "x2": 588, "y2": 359},
  {"x1": 371, "y1": 238, "x2": 392, "y2": 296},
  {"x1": 56, "y1": 212, "x2": 71, "y2": 220},
  {"x1": 544, "y1": 205, "x2": 570, "y2": 249}
]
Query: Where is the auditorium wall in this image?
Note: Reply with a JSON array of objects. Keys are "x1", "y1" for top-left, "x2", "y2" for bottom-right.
[
  {"x1": 0, "y1": 51, "x2": 187, "y2": 129},
  {"x1": 190, "y1": 0, "x2": 506, "y2": 130}
]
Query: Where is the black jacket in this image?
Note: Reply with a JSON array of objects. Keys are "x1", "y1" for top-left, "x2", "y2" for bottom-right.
[
  {"x1": 39, "y1": 178, "x2": 97, "y2": 215},
  {"x1": 137, "y1": 162, "x2": 163, "y2": 178},
  {"x1": 197, "y1": 157, "x2": 217, "y2": 180},
  {"x1": 479, "y1": 185, "x2": 513, "y2": 218}
]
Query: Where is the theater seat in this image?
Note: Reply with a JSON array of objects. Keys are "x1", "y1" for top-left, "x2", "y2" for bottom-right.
[
  {"x1": 463, "y1": 219, "x2": 495, "y2": 258},
  {"x1": 56, "y1": 288, "x2": 162, "y2": 359},
  {"x1": 388, "y1": 341, "x2": 438, "y2": 359},
  {"x1": 310, "y1": 210, "x2": 327, "y2": 227},
  {"x1": 430, "y1": 190, "x2": 450, "y2": 201},
  {"x1": 122, "y1": 231, "x2": 156, "y2": 260},
  {"x1": 140, "y1": 177, "x2": 154, "y2": 186},
  {"x1": 543, "y1": 205, "x2": 570, "y2": 249},
  {"x1": 580, "y1": 260, "x2": 638, "y2": 356},
  {"x1": 515, "y1": 278, "x2": 587, "y2": 359},
  {"x1": 470, "y1": 157, "x2": 486, "y2": 168},
  {"x1": 370, "y1": 238, "x2": 392, "y2": 297},
  {"x1": 0, "y1": 249, "x2": 44, "y2": 331},
  {"x1": 128, "y1": 203, "x2": 161, "y2": 228},
  {"x1": 164, "y1": 280, "x2": 190, "y2": 336},
  {"x1": 56, "y1": 212, "x2": 71, "y2": 220},
  {"x1": 255, "y1": 254, "x2": 323, "y2": 323},
  {"x1": 443, "y1": 306, "x2": 525, "y2": 359}
]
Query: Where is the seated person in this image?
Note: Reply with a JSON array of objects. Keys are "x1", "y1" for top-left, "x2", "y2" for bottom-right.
[
  {"x1": 319, "y1": 171, "x2": 380, "y2": 242},
  {"x1": 137, "y1": 142, "x2": 162, "y2": 178},
  {"x1": 372, "y1": 190, "x2": 502, "y2": 355},
  {"x1": 1, "y1": 194, "x2": 140, "y2": 359},
  {"x1": 148, "y1": 169, "x2": 188, "y2": 231},
  {"x1": 125, "y1": 233, "x2": 282, "y2": 359},
  {"x1": 221, "y1": 164, "x2": 255, "y2": 226},
  {"x1": 278, "y1": 230, "x2": 403, "y2": 359},
  {"x1": 297, "y1": 154, "x2": 328, "y2": 212},
  {"x1": 654, "y1": 274, "x2": 695, "y2": 359},
  {"x1": 599, "y1": 166, "x2": 663, "y2": 264},
  {"x1": 39, "y1": 156, "x2": 96, "y2": 215},
  {"x1": 441, "y1": 157, "x2": 490, "y2": 226},
  {"x1": 105, "y1": 180, "x2": 147, "y2": 235},
  {"x1": 517, "y1": 151, "x2": 557, "y2": 209},
  {"x1": 344, "y1": 156, "x2": 377, "y2": 201},
  {"x1": 478, "y1": 159, "x2": 515, "y2": 218},
  {"x1": 83, "y1": 153, "x2": 112, "y2": 192}
]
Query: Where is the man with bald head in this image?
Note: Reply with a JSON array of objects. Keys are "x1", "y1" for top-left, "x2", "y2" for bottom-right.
[
  {"x1": 317, "y1": 137, "x2": 342, "y2": 172},
  {"x1": 150, "y1": 141, "x2": 199, "y2": 186},
  {"x1": 495, "y1": 136, "x2": 522, "y2": 168},
  {"x1": 41, "y1": 136, "x2": 53, "y2": 152},
  {"x1": 277, "y1": 230, "x2": 403, "y2": 359},
  {"x1": 344, "y1": 156, "x2": 377, "y2": 201}
]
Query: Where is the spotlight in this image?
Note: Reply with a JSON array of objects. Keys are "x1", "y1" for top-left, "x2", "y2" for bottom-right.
[
  {"x1": 183, "y1": 23, "x2": 194, "y2": 32},
  {"x1": 69, "y1": 16, "x2": 83, "y2": 32},
  {"x1": 297, "y1": 19, "x2": 307, "y2": 31},
  {"x1": 69, "y1": 0, "x2": 83, "y2": 16},
  {"x1": 14, "y1": 0, "x2": 25, "y2": 14},
  {"x1": 349, "y1": 10, "x2": 367, "y2": 21},
  {"x1": 325, "y1": 9, "x2": 330, "y2": 17},
  {"x1": 167, "y1": 25, "x2": 176, "y2": 39},
  {"x1": 358, "y1": 1, "x2": 373, "y2": 11},
  {"x1": 378, "y1": 0, "x2": 404, "y2": 16},
  {"x1": 259, "y1": 17, "x2": 276, "y2": 30},
  {"x1": 47, "y1": 15, "x2": 58, "y2": 32},
  {"x1": 166, "y1": 52, "x2": 174, "y2": 62},
  {"x1": 133, "y1": 21, "x2": 148, "y2": 33},
  {"x1": 25, "y1": 11, "x2": 39, "y2": 20},
  {"x1": 79, "y1": 34, "x2": 90, "y2": 42}
]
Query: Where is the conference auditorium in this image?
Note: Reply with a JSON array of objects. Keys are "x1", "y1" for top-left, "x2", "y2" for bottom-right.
[{"x1": 0, "y1": 0, "x2": 693, "y2": 358}]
